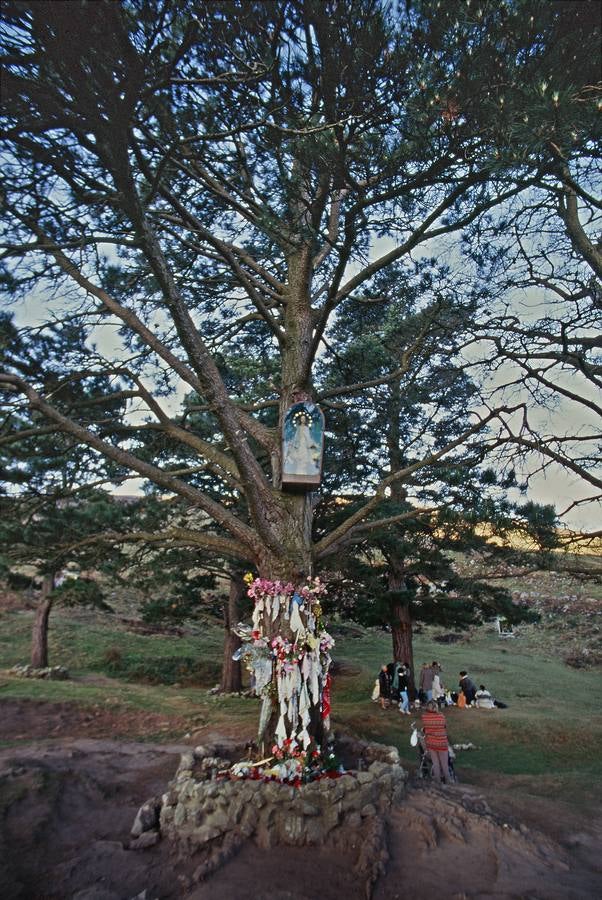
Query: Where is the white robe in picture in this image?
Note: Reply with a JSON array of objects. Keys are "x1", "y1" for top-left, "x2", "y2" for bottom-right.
[{"x1": 283, "y1": 421, "x2": 319, "y2": 475}]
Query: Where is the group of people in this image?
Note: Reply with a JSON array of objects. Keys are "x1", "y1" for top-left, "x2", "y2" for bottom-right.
[
  {"x1": 418, "y1": 660, "x2": 445, "y2": 704},
  {"x1": 376, "y1": 659, "x2": 447, "y2": 713},
  {"x1": 373, "y1": 661, "x2": 508, "y2": 784},
  {"x1": 375, "y1": 662, "x2": 505, "y2": 714},
  {"x1": 376, "y1": 661, "x2": 411, "y2": 713},
  {"x1": 420, "y1": 664, "x2": 503, "y2": 710},
  {"x1": 375, "y1": 660, "x2": 454, "y2": 712},
  {"x1": 457, "y1": 671, "x2": 506, "y2": 709}
]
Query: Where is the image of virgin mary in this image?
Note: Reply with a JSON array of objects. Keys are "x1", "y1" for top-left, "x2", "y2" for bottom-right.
[{"x1": 282, "y1": 403, "x2": 324, "y2": 478}]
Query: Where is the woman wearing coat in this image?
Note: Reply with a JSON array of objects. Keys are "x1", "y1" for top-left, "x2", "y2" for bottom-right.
[
  {"x1": 378, "y1": 664, "x2": 392, "y2": 709},
  {"x1": 432, "y1": 663, "x2": 445, "y2": 707}
]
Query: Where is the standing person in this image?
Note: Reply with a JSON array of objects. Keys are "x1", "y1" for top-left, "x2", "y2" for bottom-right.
[
  {"x1": 378, "y1": 664, "x2": 391, "y2": 709},
  {"x1": 459, "y1": 671, "x2": 477, "y2": 705},
  {"x1": 398, "y1": 663, "x2": 410, "y2": 715},
  {"x1": 432, "y1": 662, "x2": 445, "y2": 707},
  {"x1": 389, "y1": 661, "x2": 400, "y2": 705},
  {"x1": 421, "y1": 700, "x2": 450, "y2": 784},
  {"x1": 419, "y1": 661, "x2": 434, "y2": 701}
]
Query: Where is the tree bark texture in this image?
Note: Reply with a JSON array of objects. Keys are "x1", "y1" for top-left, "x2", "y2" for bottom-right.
[
  {"x1": 391, "y1": 602, "x2": 416, "y2": 699},
  {"x1": 31, "y1": 575, "x2": 54, "y2": 669},
  {"x1": 388, "y1": 559, "x2": 416, "y2": 697}
]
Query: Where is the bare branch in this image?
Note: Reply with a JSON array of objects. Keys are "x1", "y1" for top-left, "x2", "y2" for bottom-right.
[
  {"x1": 0, "y1": 373, "x2": 261, "y2": 554},
  {"x1": 65, "y1": 526, "x2": 247, "y2": 561},
  {"x1": 314, "y1": 406, "x2": 521, "y2": 558}
]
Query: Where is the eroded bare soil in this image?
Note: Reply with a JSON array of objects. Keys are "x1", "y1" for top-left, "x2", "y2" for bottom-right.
[{"x1": 1, "y1": 699, "x2": 601, "y2": 900}]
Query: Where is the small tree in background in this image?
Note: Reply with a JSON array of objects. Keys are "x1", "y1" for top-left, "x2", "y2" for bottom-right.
[
  {"x1": 1, "y1": 491, "x2": 121, "y2": 667},
  {"x1": 0, "y1": 313, "x2": 131, "y2": 666},
  {"x1": 124, "y1": 534, "x2": 250, "y2": 694}
]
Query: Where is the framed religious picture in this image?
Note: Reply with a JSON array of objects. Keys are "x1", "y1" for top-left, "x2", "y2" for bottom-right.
[{"x1": 281, "y1": 401, "x2": 325, "y2": 490}]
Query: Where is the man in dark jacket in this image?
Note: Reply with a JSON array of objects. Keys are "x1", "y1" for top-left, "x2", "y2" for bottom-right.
[
  {"x1": 459, "y1": 671, "x2": 477, "y2": 705},
  {"x1": 398, "y1": 663, "x2": 410, "y2": 714}
]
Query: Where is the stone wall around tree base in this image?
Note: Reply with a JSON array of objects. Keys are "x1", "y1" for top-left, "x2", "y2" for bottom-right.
[{"x1": 159, "y1": 741, "x2": 407, "y2": 854}]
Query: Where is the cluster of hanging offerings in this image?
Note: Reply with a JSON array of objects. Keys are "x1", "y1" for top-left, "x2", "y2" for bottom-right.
[{"x1": 232, "y1": 575, "x2": 339, "y2": 785}]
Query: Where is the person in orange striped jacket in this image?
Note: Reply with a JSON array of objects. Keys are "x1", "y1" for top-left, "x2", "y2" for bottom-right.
[{"x1": 421, "y1": 700, "x2": 450, "y2": 783}]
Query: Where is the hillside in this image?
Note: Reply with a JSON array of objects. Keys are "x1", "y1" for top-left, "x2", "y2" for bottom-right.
[{"x1": 1, "y1": 558, "x2": 602, "y2": 898}]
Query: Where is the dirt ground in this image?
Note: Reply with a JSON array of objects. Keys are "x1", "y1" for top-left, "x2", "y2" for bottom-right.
[{"x1": 1, "y1": 699, "x2": 601, "y2": 900}]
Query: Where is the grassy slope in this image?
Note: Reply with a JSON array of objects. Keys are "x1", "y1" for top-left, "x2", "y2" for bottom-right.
[
  {"x1": 0, "y1": 609, "x2": 257, "y2": 734},
  {"x1": 332, "y1": 627, "x2": 602, "y2": 808},
  {"x1": 1, "y1": 606, "x2": 601, "y2": 813}
]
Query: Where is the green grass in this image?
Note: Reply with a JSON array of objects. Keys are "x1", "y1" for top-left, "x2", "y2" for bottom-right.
[
  {"x1": 1, "y1": 606, "x2": 601, "y2": 812},
  {"x1": 0, "y1": 607, "x2": 253, "y2": 728},
  {"x1": 0, "y1": 608, "x2": 223, "y2": 670},
  {"x1": 329, "y1": 626, "x2": 602, "y2": 810}
]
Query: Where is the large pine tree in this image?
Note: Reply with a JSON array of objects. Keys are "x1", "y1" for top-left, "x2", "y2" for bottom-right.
[{"x1": 1, "y1": 0, "x2": 599, "y2": 742}]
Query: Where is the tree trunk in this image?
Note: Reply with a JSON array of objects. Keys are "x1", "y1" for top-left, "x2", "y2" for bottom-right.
[
  {"x1": 391, "y1": 601, "x2": 416, "y2": 698},
  {"x1": 251, "y1": 492, "x2": 328, "y2": 749},
  {"x1": 385, "y1": 381, "x2": 417, "y2": 693},
  {"x1": 31, "y1": 575, "x2": 54, "y2": 669},
  {"x1": 247, "y1": 254, "x2": 323, "y2": 748},
  {"x1": 220, "y1": 571, "x2": 244, "y2": 693},
  {"x1": 388, "y1": 560, "x2": 416, "y2": 697}
]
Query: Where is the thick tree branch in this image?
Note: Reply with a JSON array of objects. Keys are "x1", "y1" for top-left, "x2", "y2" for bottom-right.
[
  {"x1": 557, "y1": 165, "x2": 602, "y2": 279},
  {"x1": 10, "y1": 215, "x2": 274, "y2": 457},
  {"x1": 65, "y1": 526, "x2": 247, "y2": 561},
  {"x1": 310, "y1": 175, "x2": 537, "y2": 363},
  {"x1": 316, "y1": 506, "x2": 437, "y2": 560},
  {"x1": 0, "y1": 373, "x2": 261, "y2": 554},
  {"x1": 314, "y1": 406, "x2": 520, "y2": 558}
]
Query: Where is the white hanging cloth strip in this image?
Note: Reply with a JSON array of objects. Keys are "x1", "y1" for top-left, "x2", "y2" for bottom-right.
[
  {"x1": 309, "y1": 651, "x2": 320, "y2": 705},
  {"x1": 280, "y1": 667, "x2": 291, "y2": 701},
  {"x1": 255, "y1": 657, "x2": 272, "y2": 696},
  {"x1": 301, "y1": 653, "x2": 311, "y2": 682},
  {"x1": 277, "y1": 667, "x2": 288, "y2": 717},
  {"x1": 271, "y1": 593, "x2": 280, "y2": 621},
  {"x1": 287, "y1": 692, "x2": 298, "y2": 726},
  {"x1": 290, "y1": 602, "x2": 303, "y2": 633},
  {"x1": 299, "y1": 681, "x2": 311, "y2": 728},
  {"x1": 275, "y1": 712, "x2": 287, "y2": 744},
  {"x1": 251, "y1": 597, "x2": 263, "y2": 631},
  {"x1": 298, "y1": 726, "x2": 311, "y2": 750},
  {"x1": 257, "y1": 694, "x2": 272, "y2": 740}
]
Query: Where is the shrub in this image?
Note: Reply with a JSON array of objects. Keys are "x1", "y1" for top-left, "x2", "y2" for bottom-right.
[{"x1": 102, "y1": 646, "x2": 123, "y2": 666}]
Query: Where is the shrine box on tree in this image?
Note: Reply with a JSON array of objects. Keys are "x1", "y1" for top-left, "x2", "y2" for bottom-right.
[{"x1": 281, "y1": 402, "x2": 325, "y2": 491}]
